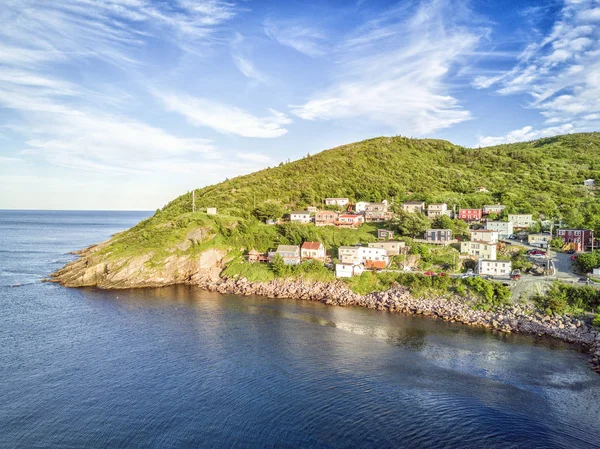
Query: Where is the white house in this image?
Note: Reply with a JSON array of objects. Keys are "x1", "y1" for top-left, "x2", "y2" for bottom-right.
[
  {"x1": 335, "y1": 263, "x2": 364, "y2": 278},
  {"x1": 338, "y1": 246, "x2": 389, "y2": 268},
  {"x1": 528, "y1": 233, "x2": 551, "y2": 248},
  {"x1": 355, "y1": 201, "x2": 369, "y2": 213},
  {"x1": 508, "y1": 214, "x2": 533, "y2": 229},
  {"x1": 482, "y1": 204, "x2": 506, "y2": 215},
  {"x1": 306, "y1": 206, "x2": 318, "y2": 213},
  {"x1": 427, "y1": 203, "x2": 448, "y2": 218},
  {"x1": 470, "y1": 230, "x2": 499, "y2": 244},
  {"x1": 325, "y1": 198, "x2": 349, "y2": 207},
  {"x1": 584, "y1": 179, "x2": 595, "y2": 187},
  {"x1": 402, "y1": 201, "x2": 426, "y2": 213},
  {"x1": 460, "y1": 241, "x2": 497, "y2": 260},
  {"x1": 301, "y1": 242, "x2": 326, "y2": 260},
  {"x1": 290, "y1": 211, "x2": 311, "y2": 223},
  {"x1": 485, "y1": 221, "x2": 514, "y2": 238},
  {"x1": 338, "y1": 246, "x2": 360, "y2": 264},
  {"x1": 207, "y1": 207, "x2": 217, "y2": 215},
  {"x1": 477, "y1": 259, "x2": 512, "y2": 276},
  {"x1": 368, "y1": 241, "x2": 405, "y2": 256}
]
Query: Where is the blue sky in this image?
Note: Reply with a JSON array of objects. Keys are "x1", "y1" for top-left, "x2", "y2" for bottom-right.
[{"x1": 0, "y1": 0, "x2": 599, "y2": 210}]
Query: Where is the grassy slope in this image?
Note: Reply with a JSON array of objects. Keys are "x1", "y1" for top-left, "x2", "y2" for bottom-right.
[{"x1": 94, "y1": 132, "x2": 600, "y2": 267}]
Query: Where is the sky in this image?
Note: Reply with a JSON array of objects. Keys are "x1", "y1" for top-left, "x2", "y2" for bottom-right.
[{"x1": 0, "y1": 0, "x2": 599, "y2": 210}]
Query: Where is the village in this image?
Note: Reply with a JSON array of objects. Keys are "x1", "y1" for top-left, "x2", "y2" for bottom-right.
[{"x1": 243, "y1": 194, "x2": 597, "y2": 282}]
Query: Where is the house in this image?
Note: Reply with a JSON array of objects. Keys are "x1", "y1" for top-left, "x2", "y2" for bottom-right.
[
  {"x1": 269, "y1": 245, "x2": 301, "y2": 265},
  {"x1": 427, "y1": 203, "x2": 448, "y2": 218},
  {"x1": 508, "y1": 214, "x2": 533, "y2": 229},
  {"x1": 306, "y1": 206, "x2": 318, "y2": 213},
  {"x1": 485, "y1": 221, "x2": 514, "y2": 239},
  {"x1": 460, "y1": 241, "x2": 497, "y2": 260},
  {"x1": 325, "y1": 198, "x2": 349, "y2": 207},
  {"x1": 301, "y1": 242, "x2": 326, "y2": 261},
  {"x1": 290, "y1": 211, "x2": 311, "y2": 223},
  {"x1": 207, "y1": 207, "x2": 217, "y2": 215},
  {"x1": 247, "y1": 249, "x2": 268, "y2": 263},
  {"x1": 377, "y1": 229, "x2": 395, "y2": 240},
  {"x1": 477, "y1": 260, "x2": 512, "y2": 276},
  {"x1": 355, "y1": 201, "x2": 369, "y2": 213},
  {"x1": 528, "y1": 233, "x2": 551, "y2": 248},
  {"x1": 556, "y1": 229, "x2": 593, "y2": 252},
  {"x1": 424, "y1": 229, "x2": 452, "y2": 243},
  {"x1": 337, "y1": 246, "x2": 389, "y2": 268},
  {"x1": 337, "y1": 213, "x2": 364, "y2": 227},
  {"x1": 470, "y1": 230, "x2": 499, "y2": 244},
  {"x1": 335, "y1": 263, "x2": 364, "y2": 278},
  {"x1": 368, "y1": 241, "x2": 405, "y2": 256},
  {"x1": 458, "y1": 208, "x2": 482, "y2": 222},
  {"x1": 365, "y1": 203, "x2": 391, "y2": 222},
  {"x1": 477, "y1": 186, "x2": 489, "y2": 192},
  {"x1": 338, "y1": 246, "x2": 360, "y2": 264},
  {"x1": 482, "y1": 204, "x2": 506, "y2": 215},
  {"x1": 402, "y1": 201, "x2": 426, "y2": 213},
  {"x1": 315, "y1": 210, "x2": 338, "y2": 227},
  {"x1": 266, "y1": 219, "x2": 277, "y2": 225},
  {"x1": 584, "y1": 179, "x2": 595, "y2": 187}
]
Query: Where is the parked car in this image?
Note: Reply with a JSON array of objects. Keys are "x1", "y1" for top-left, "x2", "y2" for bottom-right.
[
  {"x1": 423, "y1": 271, "x2": 435, "y2": 276},
  {"x1": 510, "y1": 269, "x2": 521, "y2": 280},
  {"x1": 509, "y1": 234, "x2": 517, "y2": 240},
  {"x1": 566, "y1": 249, "x2": 576, "y2": 254},
  {"x1": 437, "y1": 272, "x2": 448, "y2": 277},
  {"x1": 527, "y1": 249, "x2": 546, "y2": 255},
  {"x1": 570, "y1": 255, "x2": 577, "y2": 261}
]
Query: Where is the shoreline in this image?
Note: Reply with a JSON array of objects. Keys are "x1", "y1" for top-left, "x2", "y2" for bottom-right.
[{"x1": 197, "y1": 276, "x2": 600, "y2": 373}]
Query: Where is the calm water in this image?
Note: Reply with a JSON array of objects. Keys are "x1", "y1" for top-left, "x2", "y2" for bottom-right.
[{"x1": 1, "y1": 210, "x2": 599, "y2": 449}]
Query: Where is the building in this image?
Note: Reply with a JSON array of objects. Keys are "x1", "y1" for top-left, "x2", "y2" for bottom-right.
[
  {"x1": 458, "y1": 208, "x2": 482, "y2": 222},
  {"x1": 377, "y1": 229, "x2": 395, "y2": 240},
  {"x1": 335, "y1": 263, "x2": 364, "y2": 278},
  {"x1": 424, "y1": 229, "x2": 452, "y2": 243},
  {"x1": 584, "y1": 179, "x2": 595, "y2": 187},
  {"x1": 306, "y1": 206, "x2": 318, "y2": 213},
  {"x1": 269, "y1": 245, "x2": 301, "y2": 265},
  {"x1": 337, "y1": 246, "x2": 389, "y2": 268},
  {"x1": 477, "y1": 260, "x2": 512, "y2": 276},
  {"x1": 301, "y1": 242, "x2": 326, "y2": 261},
  {"x1": 460, "y1": 241, "x2": 497, "y2": 260},
  {"x1": 508, "y1": 214, "x2": 533, "y2": 229},
  {"x1": 338, "y1": 246, "x2": 360, "y2": 264},
  {"x1": 528, "y1": 233, "x2": 551, "y2": 248},
  {"x1": 485, "y1": 221, "x2": 514, "y2": 238},
  {"x1": 315, "y1": 211, "x2": 338, "y2": 227},
  {"x1": 402, "y1": 201, "x2": 426, "y2": 213},
  {"x1": 470, "y1": 229, "x2": 499, "y2": 244},
  {"x1": 368, "y1": 241, "x2": 405, "y2": 256},
  {"x1": 325, "y1": 198, "x2": 349, "y2": 207},
  {"x1": 290, "y1": 211, "x2": 311, "y2": 223},
  {"x1": 365, "y1": 203, "x2": 391, "y2": 222},
  {"x1": 477, "y1": 186, "x2": 489, "y2": 192},
  {"x1": 556, "y1": 229, "x2": 593, "y2": 252},
  {"x1": 207, "y1": 207, "x2": 217, "y2": 215},
  {"x1": 337, "y1": 213, "x2": 364, "y2": 227},
  {"x1": 247, "y1": 249, "x2": 268, "y2": 263},
  {"x1": 355, "y1": 201, "x2": 369, "y2": 213},
  {"x1": 482, "y1": 204, "x2": 506, "y2": 215},
  {"x1": 427, "y1": 203, "x2": 448, "y2": 218}
]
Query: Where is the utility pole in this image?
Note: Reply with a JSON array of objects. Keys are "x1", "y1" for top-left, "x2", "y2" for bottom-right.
[{"x1": 192, "y1": 190, "x2": 195, "y2": 213}]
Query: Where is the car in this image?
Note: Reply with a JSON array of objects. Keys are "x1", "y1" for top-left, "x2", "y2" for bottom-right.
[
  {"x1": 509, "y1": 234, "x2": 518, "y2": 240},
  {"x1": 530, "y1": 253, "x2": 547, "y2": 259},
  {"x1": 566, "y1": 249, "x2": 576, "y2": 254},
  {"x1": 528, "y1": 249, "x2": 546, "y2": 255},
  {"x1": 437, "y1": 272, "x2": 448, "y2": 277},
  {"x1": 423, "y1": 271, "x2": 435, "y2": 276},
  {"x1": 570, "y1": 255, "x2": 577, "y2": 261},
  {"x1": 510, "y1": 269, "x2": 521, "y2": 280}
]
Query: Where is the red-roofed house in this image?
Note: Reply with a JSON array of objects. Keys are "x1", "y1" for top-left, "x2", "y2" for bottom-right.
[{"x1": 301, "y1": 242, "x2": 326, "y2": 261}]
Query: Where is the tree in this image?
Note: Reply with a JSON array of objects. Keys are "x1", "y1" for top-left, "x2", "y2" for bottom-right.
[
  {"x1": 270, "y1": 254, "x2": 286, "y2": 277},
  {"x1": 252, "y1": 203, "x2": 284, "y2": 222},
  {"x1": 394, "y1": 211, "x2": 430, "y2": 238},
  {"x1": 549, "y1": 237, "x2": 564, "y2": 250}
]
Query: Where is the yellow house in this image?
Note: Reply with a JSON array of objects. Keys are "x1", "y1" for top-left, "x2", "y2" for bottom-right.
[{"x1": 528, "y1": 233, "x2": 551, "y2": 248}]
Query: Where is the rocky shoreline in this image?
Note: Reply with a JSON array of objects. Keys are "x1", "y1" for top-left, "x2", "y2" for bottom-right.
[{"x1": 199, "y1": 276, "x2": 600, "y2": 374}]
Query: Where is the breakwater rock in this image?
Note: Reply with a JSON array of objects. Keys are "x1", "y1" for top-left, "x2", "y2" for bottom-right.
[{"x1": 199, "y1": 276, "x2": 600, "y2": 374}]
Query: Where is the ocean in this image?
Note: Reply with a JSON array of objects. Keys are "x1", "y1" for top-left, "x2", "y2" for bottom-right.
[{"x1": 1, "y1": 210, "x2": 599, "y2": 448}]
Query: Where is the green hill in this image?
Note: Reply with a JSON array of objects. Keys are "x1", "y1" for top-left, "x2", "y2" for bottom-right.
[{"x1": 53, "y1": 132, "x2": 600, "y2": 289}]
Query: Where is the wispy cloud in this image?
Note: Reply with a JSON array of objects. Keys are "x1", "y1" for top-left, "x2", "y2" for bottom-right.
[
  {"x1": 478, "y1": 123, "x2": 577, "y2": 147},
  {"x1": 264, "y1": 18, "x2": 327, "y2": 57},
  {"x1": 230, "y1": 33, "x2": 269, "y2": 83},
  {"x1": 236, "y1": 152, "x2": 273, "y2": 164},
  {"x1": 290, "y1": 0, "x2": 483, "y2": 135},
  {"x1": 154, "y1": 91, "x2": 292, "y2": 138},
  {"x1": 473, "y1": 0, "x2": 600, "y2": 133}
]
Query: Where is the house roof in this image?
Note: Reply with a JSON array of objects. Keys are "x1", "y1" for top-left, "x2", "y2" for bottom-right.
[
  {"x1": 291, "y1": 211, "x2": 310, "y2": 215},
  {"x1": 326, "y1": 197, "x2": 349, "y2": 200},
  {"x1": 302, "y1": 242, "x2": 323, "y2": 250},
  {"x1": 426, "y1": 228, "x2": 452, "y2": 232},
  {"x1": 403, "y1": 201, "x2": 425, "y2": 205},
  {"x1": 339, "y1": 214, "x2": 361, "y2": 218},
  {"x1": 277, "y1": 245, "x2": 300, "y2": 252}
]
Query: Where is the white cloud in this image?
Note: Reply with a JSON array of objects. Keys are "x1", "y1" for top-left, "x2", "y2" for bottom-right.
[
  {"x1": 236, "y1": 152, "x2": 272, "y2": 164},
  {"x1": 264, "y1": 19, "x2": 327, "y2": 57},
  {"x1": 230, "y1": 33, "x2": 269, "y2": 83},
  {"x1": 154, "y1": 91, "x2": 292, "y2": 138},
  {"x1": 473, "y1": 0, "x2": 600, "y2": 130},
  {"x1": 290, "y1": 0, "x2": 481, "y2": 135},
  {"x1": 478, "y1": 124, "x2": 576, "y2": 147}
]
